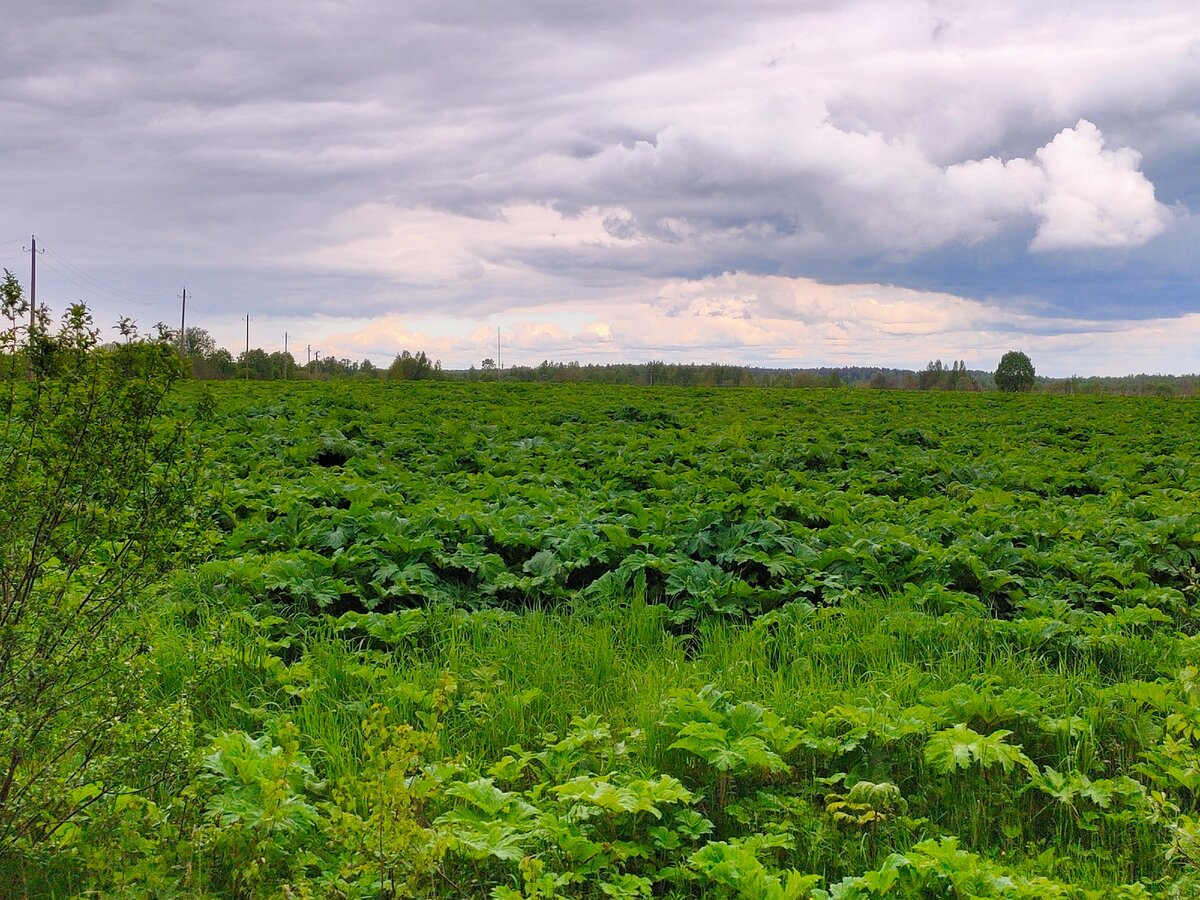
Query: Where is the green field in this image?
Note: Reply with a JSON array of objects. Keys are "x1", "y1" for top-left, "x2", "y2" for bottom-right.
[{"x1": 10, "y1": 381, "x2": 1200, "y2": 897}]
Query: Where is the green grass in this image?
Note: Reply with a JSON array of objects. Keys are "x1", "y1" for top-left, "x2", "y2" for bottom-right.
[{"x1": 141, "y1": 571, "x2": 1170, "y2": 888}]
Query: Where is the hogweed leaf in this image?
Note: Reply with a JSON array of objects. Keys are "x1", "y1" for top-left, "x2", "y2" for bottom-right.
[{"x1": 924, "y1": 724, "x2": 1036, "y2": 776}]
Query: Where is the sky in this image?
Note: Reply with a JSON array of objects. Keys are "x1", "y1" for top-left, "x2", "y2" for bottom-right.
[{"x1": 1, "y1": 0, "x2": 1198, "y2": 376}]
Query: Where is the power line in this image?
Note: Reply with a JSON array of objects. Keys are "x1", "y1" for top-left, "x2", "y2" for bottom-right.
[
  {"x1": 190, "y1": 300, "x2": 221, "y2": 318},
  {"x1": 37, "y1": 255, "x2": 169, "y2": 309},
  {"x1": 42, "y1": 246, "x2": 165, "y2": 302},
  {"x1": 3, "y1": 244, "x2": 165, "y2": 311},
  {"x1": 37, "y1": 257, "x2": 156, "y2": 308},
  {"x1": 27, "y1": 245, "x2": 216, "y2": 343},
  {"x1": 45, "y1": 247, "x2": 163, "y2": 299}
]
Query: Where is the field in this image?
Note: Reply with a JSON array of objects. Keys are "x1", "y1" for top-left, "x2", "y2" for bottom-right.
[{"x1": 14, "y1": 381, "x2": 1200, "y2": 897}]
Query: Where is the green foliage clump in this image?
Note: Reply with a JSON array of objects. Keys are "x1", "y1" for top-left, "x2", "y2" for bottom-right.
[
  {"x1": 994, "y1": 350, "x2": 1036, "y2": 392},
  {"x1": 0, "y1": 286, "x2": 203, "y2": 852},
  {"x1": 388, "y1": 349, "x2": 443, "y2": 381}
]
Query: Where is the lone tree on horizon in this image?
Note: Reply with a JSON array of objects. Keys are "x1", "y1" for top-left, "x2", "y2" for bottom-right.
[{"x1": 994, "y1": 350, "x2": 1036, "y2": 392}]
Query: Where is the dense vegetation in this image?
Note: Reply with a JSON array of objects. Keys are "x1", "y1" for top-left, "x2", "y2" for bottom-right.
[{"x1": 7, "y1": 370, "x2": 1200, "y2": 895}]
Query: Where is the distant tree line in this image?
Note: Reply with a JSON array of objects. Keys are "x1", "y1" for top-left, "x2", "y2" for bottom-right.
[
  {"x1": 6, "y1": 282, "x2": 1198, "y2": 396},
  {"x1": 174, "y1": 327, "x2": 442, "y2": 381},
  {"x1": 462, "y1": 358, "x2": 990, "y2": 390},
  {"x1": 162, "y1": 334, "x2": 1200, "y2": 397},
  {"x1": 469, "y1": 359, "x2": 762, "y2": 387},
  {"x1": 916, "y1": 359, "x2": 979, "y2": 391},
  {"x1": 1040, "y1": 373, "x2": 1200, "y2": 397}
]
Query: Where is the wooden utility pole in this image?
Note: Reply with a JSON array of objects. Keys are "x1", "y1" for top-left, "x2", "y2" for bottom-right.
[
  {"x1": 178, "y1": 287, "x2": 187, "y2": 356},
  {"x1": 497, "y1": 328, "x2": 502, "y2": 383},
  {"x1": 283, "y1": 332, "x2": 289, "y2": 380},
  {"x1": 29, "y1": 236, "x2": 36, "y2": 336},
  {"x1": 23, "y1": 236, "x2": 43, "y2": 380},
  {"x1": 244, "y1": 314, "x2": 250, "y2": 379},
  {"x1": 23, "y1": 235, "x2": 43, "y2": 336}
]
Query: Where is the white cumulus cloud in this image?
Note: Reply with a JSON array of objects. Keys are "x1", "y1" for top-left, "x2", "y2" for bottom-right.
[{"x1": 1029, "y1": 119, "x2": 1173, "y2": 251}]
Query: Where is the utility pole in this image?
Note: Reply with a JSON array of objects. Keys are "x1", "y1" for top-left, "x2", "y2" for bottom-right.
[
  {"x1": 29, "y1": 236, "x2": 37, "y2": 334},
  {"x1": 23, "y1": 235, "x2": 43, "y2": 337},
  {"x1": 284, "y1": 331, "x2": 289, "y2": 380},
  {"x1": 178, "y1": 287, "x2": 187, "y2": 356},
  {"x1": 244, "y1": 314, "x2": 250, "y2": 380},
  {"x1": 497, "y1": 328, "x2": 502, "y2": 383},
  {"x1": 23, "y1": 236, "x2": 43, "y2": 380}
]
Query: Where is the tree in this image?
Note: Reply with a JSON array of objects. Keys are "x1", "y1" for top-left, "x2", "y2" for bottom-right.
[
  {"x1": 0, "y1": 292, "x2": 202, "y2": 849},
  {"x1": 0, "y1": 271, "x2": 20, "y2": 313},
  {"x1": 177, "y1": 327, "x2": 226, "y2": 378},
  {"x1": 645, "y1": 359, "x2": 667, "y2": 386},
  {"x1": 182, "y1": 326, "x2": 217, "y2": 358},
  {"x1": 946, "y1": 360, "x2": 973, "y2": 391},
  {"x1": 994, "y1": 350, "x2": 1036, "y2": 392},
  {"x1": 237, "y1": 347, "x2": 275, "y2": 379},
  {"x1": 388, "y1": 349, "x2": 440, "y2": 381},
  {"x1": 919, "y1": 359, "x2": 947, "y2": 390},
  {"x1": 196, "y1": 347, "x2": 236, "y2": 380}
]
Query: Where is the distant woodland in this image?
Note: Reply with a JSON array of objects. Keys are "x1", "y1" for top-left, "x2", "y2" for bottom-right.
[{"x1": 170, "y1": 325, "x2": 1199, "y2": 396}]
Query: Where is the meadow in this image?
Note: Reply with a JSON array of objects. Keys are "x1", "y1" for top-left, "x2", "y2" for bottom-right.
[{"x1": 10, "y1": 380, "x2": 1200, "y2": 897}]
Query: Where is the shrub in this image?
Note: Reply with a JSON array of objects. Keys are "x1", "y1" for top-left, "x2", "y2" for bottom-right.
[{"x1": 0, "y1": 288, "x2": 204, "y2": 850}]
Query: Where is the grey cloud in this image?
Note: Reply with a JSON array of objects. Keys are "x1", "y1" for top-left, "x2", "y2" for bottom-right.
[{"x1": 1, "y1": 0, "x2": 1197, "y2": 335}]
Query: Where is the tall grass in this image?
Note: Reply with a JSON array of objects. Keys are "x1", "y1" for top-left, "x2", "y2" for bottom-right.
[{"x1": 143, "y1": 573, "x2": 1169, "y2": 888}]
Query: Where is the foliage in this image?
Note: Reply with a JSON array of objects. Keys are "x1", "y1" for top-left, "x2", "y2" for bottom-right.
[
  {"x1": 919, "y1": 359, "x2": 975, "y2": 391},
  {"x1": 198, "y1": 724, "x2": 323, "y2": 893},
  {"x1": 924, "y1": 724, "x2": 1037, "y2": 776},
  {"x1": 0, "y1": 292, "x2": 203, "y2": 850},
  {"x1": 10, "y1": 378, "x2": 1200, "y2": 895},
  {"x1": 994, "y1": 350, "x2": 1036, "y2": 392},
  {"x1": 388, "y1": 349, "x2": 443, "y2": 381},
  {"x1": 236, "y1": 347, "x2": 296, "y2": 381}
]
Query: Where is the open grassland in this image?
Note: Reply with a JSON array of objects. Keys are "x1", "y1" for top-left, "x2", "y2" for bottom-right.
[{"x1": 19, "y1": 382, "x2": 1200, "y2": 897}]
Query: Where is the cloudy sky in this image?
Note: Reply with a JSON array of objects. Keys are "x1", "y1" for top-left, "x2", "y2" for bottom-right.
[{"x1": 2, "y1": 0, "x2": 1198, "y2": 375}]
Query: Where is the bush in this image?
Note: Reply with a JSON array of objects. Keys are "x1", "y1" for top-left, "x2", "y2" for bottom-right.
[{"x1": 0, "y1": 286, "x2": 204, "y2": 850}]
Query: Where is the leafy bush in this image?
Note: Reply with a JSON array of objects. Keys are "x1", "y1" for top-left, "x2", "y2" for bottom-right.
[{"x1": 0, "y1": 290, "x2": 203, "y2": 849}]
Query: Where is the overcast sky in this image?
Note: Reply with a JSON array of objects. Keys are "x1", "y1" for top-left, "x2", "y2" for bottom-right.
[{"x1": 2, "y1": 0, "x2": 1198, "y2": 375}]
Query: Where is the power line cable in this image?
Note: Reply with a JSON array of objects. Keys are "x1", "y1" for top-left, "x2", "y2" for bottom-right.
[
  {"x1": 190, "y1": 300, "x2": 222, "y2": 318},
  {"x1": 15, "y1": 240, "x2": 238, "y2": 332},
  {"x1": 38, "y1": 256, "x2": 172, "y2": 309},
  {"x1": 38, "y1": 256, "x2": 175, "y2": 310},
  {"x1": 43, "y1": 246, "x2": 165, "y2": 302}
]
